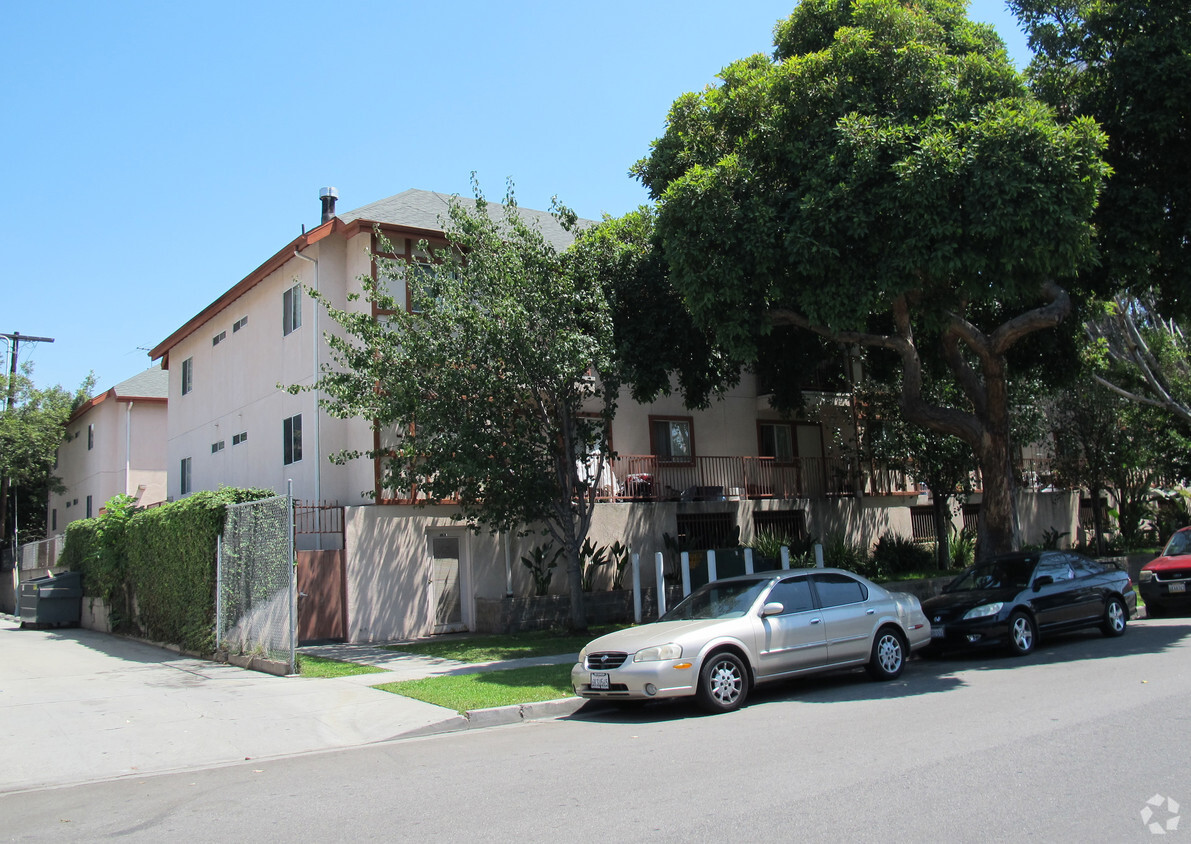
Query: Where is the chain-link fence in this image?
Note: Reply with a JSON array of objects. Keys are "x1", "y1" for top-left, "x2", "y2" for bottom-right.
[{"x1": 216, "y1": 494, "x2": 295, "y2": 672}]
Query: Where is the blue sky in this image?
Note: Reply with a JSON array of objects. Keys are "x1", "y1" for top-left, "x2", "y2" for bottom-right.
[{"x1": 2, "y1": 1, "x2": 1030, "y2": 395}]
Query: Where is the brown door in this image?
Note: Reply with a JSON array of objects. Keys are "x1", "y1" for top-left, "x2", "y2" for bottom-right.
[{"x1": 297, "y1": 550, "x2": 347, "y2": 643}]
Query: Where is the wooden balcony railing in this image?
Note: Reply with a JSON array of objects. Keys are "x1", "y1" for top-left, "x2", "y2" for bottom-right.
[{"x1": 594, "y1": 455, "x2": 917, "y2": 502}]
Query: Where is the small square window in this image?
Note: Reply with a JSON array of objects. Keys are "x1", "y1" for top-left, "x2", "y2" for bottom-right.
[
  {"x1": 211, "y1": 440, "x2": 225, "y2": 453},
  {"x1": 233, "y1": 316, "x2": 248, "y2": 333},
  {"x1": 212, "y1": 331, "x2": 226, "y2": 346},
  {"x1": 233, "y1": 431, "x2": 248, "y2": 446}
]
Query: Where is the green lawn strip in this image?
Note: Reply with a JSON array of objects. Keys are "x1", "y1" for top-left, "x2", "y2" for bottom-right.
[
  {"x1": 374, "y1": 664, "x2": 575, "y2": 713},
  {"x1": 382, "y1": 625, "x2": 623, "y2": 663},
  {"x1": 297, "y1": 654, "x2": 388, "y2": 678}
]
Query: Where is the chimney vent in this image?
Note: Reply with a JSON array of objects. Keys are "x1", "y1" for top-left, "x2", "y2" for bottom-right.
[{"x1": 319, "y1": 187, "x2": 339, "y2": 224}]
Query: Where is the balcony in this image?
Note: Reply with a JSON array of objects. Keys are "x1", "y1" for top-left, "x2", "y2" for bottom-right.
[{"x1": 595, "y1": 455, "x2": 917, "y2": 503}]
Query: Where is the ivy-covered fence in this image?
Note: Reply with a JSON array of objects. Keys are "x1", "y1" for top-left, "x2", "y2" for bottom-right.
[{"x1": 63, "y1": 487, "x2": 275, "y2": 654}]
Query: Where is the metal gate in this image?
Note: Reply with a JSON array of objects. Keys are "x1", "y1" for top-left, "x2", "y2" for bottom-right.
[{"x1": 216, "y1": 494, "x2": 296, "y2": 672}]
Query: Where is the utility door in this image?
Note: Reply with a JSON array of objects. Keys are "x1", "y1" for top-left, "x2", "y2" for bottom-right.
[{"x1": 429, "y1": 534, "x2": 467, "y2": 633}]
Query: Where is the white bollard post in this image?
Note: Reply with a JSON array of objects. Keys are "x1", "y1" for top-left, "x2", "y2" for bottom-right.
[
  {"x1": 744, "y1": 547, "x2": 754, "y2": 574},
  {"x1": 632, "y1": 552, "x2": 642, "y2": 623},
  {"x1": 680, "y1": 551, "x2": 691, "y2": 596},
  {"x1": 655, "y1": 551, "x2": 667, "y2": 617},
  {"x1": 707, "y1": 549, "x2": 718, "y2": 583},
  {"x1": 781, "y1": 545, "x2": 791, "y2": 570},
  {"x1": 814, "y1": 543, "x2": 824, "y2": 568}
]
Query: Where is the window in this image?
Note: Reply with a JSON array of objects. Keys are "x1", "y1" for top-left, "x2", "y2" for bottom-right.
[
  {"x1": 406, "y1": 262, "x2": 437, "y2": 314},
  {"x1": 766, "y1": 576, "x2": 816, "y2": 614},
  {"x1": 87, "y1": 424, "x2": 94, "y2": 450},
  {"x1": 212, "y1": 330, "x2": 226, "y2": 346},
  {"x1": 233, "y1": 315, "x2": 248, "y2": 332},
  {"x1": 283, "y1": 414, "x2": 303, "y2": 465},
  {"x1": 211, "y1": 440, "x2": 225, "y2": 453},
  {"x1": 52, "y1": 509, "x2": 57, "y2": 531},
  {"x1": 233, "y1": 431, "x2": 248, "y2": 446},
  {"x1": 649, "y1": 416, "x2": 693, "y2": 465},
  {"x1": 753, "y1": 510, "x2": 808, "y2": 543},
  {"x1": 758, "y1": 422, "x2": 794, "y2": 463},
  {"x1": 812, "y1": 573, "x2": 868, "y2": 607},
  {"x1": 283, "y1": 284, "x2": 302, "y2": 335},
  {"x1": 181, "y1": 357, "x2": 193, "y2": 395},
  {"x1": 86, "y1": 495, "x2": 93, "y2": 519},
  {"x1": 910, "y1": 506, "x2": 935, "y2": 543},
  {"x1": 180, "y1": 457, "x2": 192, "y2": 496},
  {"x1": 675, "y1": 512, "x2": 736, "y2": 551}
]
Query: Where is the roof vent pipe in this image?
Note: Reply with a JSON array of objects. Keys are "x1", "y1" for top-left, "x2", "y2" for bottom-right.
[{"x1": 319, "y1": 187, "x2": 339, "y2": 224}]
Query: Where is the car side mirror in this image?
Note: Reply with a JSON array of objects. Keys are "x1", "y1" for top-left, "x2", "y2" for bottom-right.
[
  {"x1": 762, "y1": 602, "x2": 784, "y2": 617},
  {"x1": 1033, "y1": 575, "x2": 1054, "y2": 591}
]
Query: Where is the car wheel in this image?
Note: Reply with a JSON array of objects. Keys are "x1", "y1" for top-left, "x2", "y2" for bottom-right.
[
  {"x1": 866, "y1": 627, "x2": 907, "y2": 680},
  {"x1": 696, "y1": 652, "x2": 748, "y2": 713},
  {"x1": 1007, "y1": 611, "x2": 1037, "y2": 656},
  {"x1": 1101, "y1": 596, "x2": 1128, "y2": 637}
]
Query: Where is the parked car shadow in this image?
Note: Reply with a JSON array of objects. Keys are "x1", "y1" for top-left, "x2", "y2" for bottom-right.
[{"x1": 567, "y1": 618, "x2": 1191, "y2": 723}]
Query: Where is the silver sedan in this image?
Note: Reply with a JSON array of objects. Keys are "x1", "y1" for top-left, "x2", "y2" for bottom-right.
[{"x1": 572, "y1": 569, "x2": 932, "y2": 713}]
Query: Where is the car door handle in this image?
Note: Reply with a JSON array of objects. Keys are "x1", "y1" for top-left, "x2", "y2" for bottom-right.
[
  {"x1": 866, "y1": 609, "x2": 875, "y2": 615},
  {"x1": 810, "y1": 618, "x2": 821, "y2": 624}
]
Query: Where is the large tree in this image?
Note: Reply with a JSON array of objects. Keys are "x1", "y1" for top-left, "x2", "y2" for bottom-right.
[
  {"x1": 0, "y1": 367, "x2": 93, "y2": 547},
  {"x1": 312, "y1": 187, "x2": 617, "y2": 631},
  {"x1": 632, "y1": 0, "x2": 1109, "y2": 556}
]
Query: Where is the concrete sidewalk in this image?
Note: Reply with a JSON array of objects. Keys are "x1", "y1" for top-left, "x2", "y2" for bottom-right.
[{"x1": 0, "y1": 617, "x2": 585, "y2": 794}]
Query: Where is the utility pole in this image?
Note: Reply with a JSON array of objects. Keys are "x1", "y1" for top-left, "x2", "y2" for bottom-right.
[{"x1": 1, "y1": 331, "x2": 55, "y2": 554}]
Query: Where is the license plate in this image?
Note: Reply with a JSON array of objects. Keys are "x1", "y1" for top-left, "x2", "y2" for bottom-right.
[
  {"x1": 590, "y1": 672, "x2": 610, "y2": 690},
  {"x1": 1171, "y1": 582, "x2": 1186, "y2": 593},
  {"x1": 931, "y1": 627, "x2": 945, "y2": 639}
]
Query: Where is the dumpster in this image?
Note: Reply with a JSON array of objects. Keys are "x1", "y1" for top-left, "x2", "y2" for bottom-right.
[{"x1": 19, "y1": 571, "x2": 83, "y2": 628}]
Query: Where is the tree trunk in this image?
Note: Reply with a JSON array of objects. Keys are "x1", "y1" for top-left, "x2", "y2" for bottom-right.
[
  {"x1": 562, "y1": 537, "x2": 588, "y2": 632},
  {"x1": 974, "y1": 425, "x2": 1021, "y2": 559},
  {"x1": 1089, "y1": 484, "x2": 1106, "y2": 556},
  {"x1": 931, "y1": 494, "x2": 951, "y2": 569}
]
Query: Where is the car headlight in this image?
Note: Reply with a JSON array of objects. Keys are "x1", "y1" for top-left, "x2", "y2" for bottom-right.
[
  {"x1": 1139, "y1": 570, "x2": 1154, "y2": 583},
  {"x1": 633, "y1": 643, "x2": 682, "y2": 662},
  {"x1": 962, "y1": 602, "x2": 1004, "y2": 620}
]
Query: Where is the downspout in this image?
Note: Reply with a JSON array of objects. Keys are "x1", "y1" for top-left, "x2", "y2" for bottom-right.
[
  {"x1": 125, "y1": 400, "x2": 133, "y2": 495},
  {"x1": 293, "y1": 246, "x2": 322, "y2": 551}
]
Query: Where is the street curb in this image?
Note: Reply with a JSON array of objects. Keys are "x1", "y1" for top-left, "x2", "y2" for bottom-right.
[{"x1": 396, "y1": 696, "x2": 605, "y2": 739}]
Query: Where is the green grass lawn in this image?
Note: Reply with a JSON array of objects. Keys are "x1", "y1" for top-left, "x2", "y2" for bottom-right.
[
  {"x1": 375, "y1": 664, "x2": 575, "y2": 712},
  {"x1": 382, "y1": 626, "x2": 623, "y2": 663},
  {"x1": 297, "y1": 654, "x2": 388, "y2": 678}
]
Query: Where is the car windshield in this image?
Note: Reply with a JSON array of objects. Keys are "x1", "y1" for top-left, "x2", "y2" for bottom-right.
[
  {"x1": 661, "y1": 578, "x2": 769, "y2": 621},
  {"x1": 1163, "y1": 531, "x2": 1191, "y2": 558},
  {"x1": 946, "y1": 558, "x2": 1036, "y2": 592}
]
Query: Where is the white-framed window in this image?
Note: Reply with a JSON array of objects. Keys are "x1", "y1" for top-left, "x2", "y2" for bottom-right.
[
  {"x1": 649, "y1": 416, "x2": 694, "y2": 465},
  {"x1": 233, "y1": 316, "x2": 248, "y2": 333},
  {"x1": 211, "y1": 440, "x2": 225, "y2": 453},
  {"x1": 181, "y1": 357, "x2": 193, "y2": 395},
  {"x1": 758, "y1": 422, "x2": 795, "y2": 464},
  {"x1": 283, "y1": 414, "x2": 302, "y2": 465},
  {"x1": 212, "y1": 330, "x2": 226, "y2": 346},
  {"x1": 180, "y1": 457, "x2": 192, "y2": 496},
  {"x1": 87, "y1": 423, "x2": 94, "y2": 450},
  {"x1": 283, "y1": 284, "x2": 302, "y2": 336},
  {"x1": 233, "y1": 431, "x2": 248, "y2": 446}
]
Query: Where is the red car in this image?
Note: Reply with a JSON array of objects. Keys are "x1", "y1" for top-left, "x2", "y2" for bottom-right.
[{"x1": 1139, "y1": 527, "x2": 1191, "y2": 617}]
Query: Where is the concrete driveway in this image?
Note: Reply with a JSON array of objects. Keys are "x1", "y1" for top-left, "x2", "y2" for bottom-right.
[{"x1": 0, "y1": 617, "x2": 460, "y2": 793}]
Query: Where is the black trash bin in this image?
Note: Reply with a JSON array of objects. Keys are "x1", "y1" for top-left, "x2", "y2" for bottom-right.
[{"x1": 19, "y1": 571, "x2": 83, "y2": 628}]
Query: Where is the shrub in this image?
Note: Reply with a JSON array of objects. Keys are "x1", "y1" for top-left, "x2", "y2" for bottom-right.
[
  {"x1": 521, "y1": 544, "x2": 561, "y2": 596},
  {"x1": 870, "y1": 531, "x2": 934, "y2": 576}
]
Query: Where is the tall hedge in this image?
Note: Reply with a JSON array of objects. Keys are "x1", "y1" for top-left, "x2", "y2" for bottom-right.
[{"x1": 60, "y1": 487, "x2": 275, "y2": 653}]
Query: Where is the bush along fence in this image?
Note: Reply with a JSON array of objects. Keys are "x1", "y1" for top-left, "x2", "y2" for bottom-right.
[{"x1": 62, "y1": 487, "x2": 277, "y2": 656}]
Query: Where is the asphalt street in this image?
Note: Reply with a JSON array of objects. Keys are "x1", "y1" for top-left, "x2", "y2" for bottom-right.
[{"x1": 3, "y1": 613, "x2": 1190, "y2": 842}]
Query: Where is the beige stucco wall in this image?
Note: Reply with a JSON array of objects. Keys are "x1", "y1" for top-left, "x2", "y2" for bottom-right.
[{"x1": 49, "y1": 396, "x2": 167, "y2": 534}]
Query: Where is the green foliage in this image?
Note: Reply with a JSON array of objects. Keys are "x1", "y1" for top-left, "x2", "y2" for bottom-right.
[
  {"x1": 1040, "y1": 527, "x2": 1070, "y2": 550},
  {"x1": 0, "y1": 368, "x2": 94, "y2": 544},
  {"x1": 375, "y1": 664, "x2": 574, "y2": 714},
  {"x1": 521, "y1": 544, "x2": 561, "y2": 597},
  {"x1": 58, "y1": 486, "x2": 274, "y2": 652},
  {"x1": 607, "y1": 540, "x2": 630, "y2": 590},
  {"x1": 747, "y1": 529, "x2": 792, "y2": 561},
  {"x1": 870, "y1": 531, "x2": 935, "y2": 576},
  {"x1": 822, "y1": 532, "x2": 871, "y2": 575},
  {"x1": 579, "y1": 538, "x2": 608, "y2": 592},
  {"x1": 950, "y1": 529, "x2": 977, "y2": 569}
]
